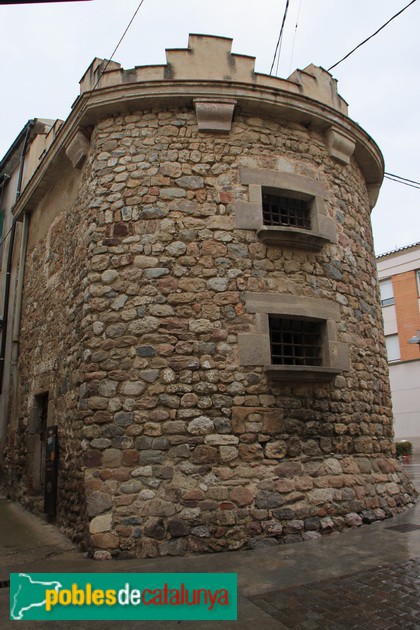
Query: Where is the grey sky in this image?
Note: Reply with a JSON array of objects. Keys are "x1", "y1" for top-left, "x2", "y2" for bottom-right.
[{"x1": 1, "y1": 0, "x2": 418, "y2": 255}]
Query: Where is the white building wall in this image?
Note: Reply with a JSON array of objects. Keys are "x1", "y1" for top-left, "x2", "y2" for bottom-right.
[
  {"x1": 377, "y1": 247, "x2": 420, "y2": 278},
  {"x1": 377, "y1": 243, "x2": 420, "y2": 455},
  {"x1": 389, "y1": 360, "x2": 420, "y2": 453}
]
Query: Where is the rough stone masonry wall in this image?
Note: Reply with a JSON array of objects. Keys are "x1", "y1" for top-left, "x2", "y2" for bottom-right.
[
  {"x1": 3, "y1": 167, "x2": 90, "y2": 546},
  {"x1": 76, "y1": 106, "x2": 416, "y2": 559}
]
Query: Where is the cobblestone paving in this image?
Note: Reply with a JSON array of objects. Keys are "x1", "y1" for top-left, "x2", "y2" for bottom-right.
[{"x1": 250, "y1": 558, "x2": 420, "y2": 629}]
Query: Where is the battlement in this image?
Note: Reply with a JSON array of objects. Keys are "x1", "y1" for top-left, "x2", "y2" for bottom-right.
[{"x1": 79, "y1": 34, "x2": 348, "y2": 115}]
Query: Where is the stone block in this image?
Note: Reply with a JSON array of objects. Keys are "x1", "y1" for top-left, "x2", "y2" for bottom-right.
[
  {"x1": 188, "y1": 416, "x2": 214, "y2": 435},
  {"x1": 89, "y1": 513, "x2": 112, "y2": 534},
  {"x1": 230, "y1": 487, "x2": 254, "y2": 506},
  {"x1": 103, "y1": 449, "x2": 122, "y2": 468},
  {"x1": 265, "y1": 440, "x2": 288, "y2": 459},
  {"x1": 83, "y1": 450, "x2": 102, "y2": 468},
  {"x1": 91, "y1": 532, "x2": 119, "y2": 550},
  {"x1": 167, "y1": 518, "x2": 190, "y2": 537},
  {"x1": 204, "y1": 434, "x2": 238, "y2": 446},
  {"x1": 144, "y1": 517, "x2": 166, "y2": 539},
  {"x1": 119, "y1": 480, "x2": 142, "y2": 494},
  {"x1": 87, "y1": 491, "x2": 113, "y2": 517},
  {"x1": 345, "y1": 512, "x2": 363, "y2": 527},
  {"x1": 220, "y1": 446, "x2": 238, "y2": 462},
  {"x1": 255, "y1": 491, "x2": 285, "y2": 509},
  {"x1": 190, "y1": 445, "x2": 219, "y2": 464}
]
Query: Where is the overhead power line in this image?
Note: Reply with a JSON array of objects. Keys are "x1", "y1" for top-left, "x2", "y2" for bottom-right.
[
  {"x1": 288, "y1": 0, "x2": 303, "y2": 75},
  {"x1": 327, "y1": 0, "x2": 417, "y2": 72},
  {"x1": 384, "y1": 172, "x2": 420, "y2": 190},
  {"x1": 62, "y1": 0, "x2": 146, "y2": 122},
  {"x1": 89, "y1": 0, "x2": 146, "y2": 95},
  {"x1": 270, "y1": 0, "x2": 291, "y2": 76},
  {"x1": 0, "y1": 0, "x2": 146, "y2": 251},
  {"x1": 385, "y1": 172, "x2": 420, "y2": 186}
]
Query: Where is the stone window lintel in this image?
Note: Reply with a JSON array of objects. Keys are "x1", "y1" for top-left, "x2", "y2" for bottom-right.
[{"x1": 246, "y1": 292, "x2": 341, "y2": 322}]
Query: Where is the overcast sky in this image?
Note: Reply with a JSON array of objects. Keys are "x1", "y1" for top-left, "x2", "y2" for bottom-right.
[{"x1": 1, "y1": 0, "x2": 419, "y2": 255}]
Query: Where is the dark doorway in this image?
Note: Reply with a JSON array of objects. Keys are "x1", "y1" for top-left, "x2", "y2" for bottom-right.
[{"x1": 28, "y1": 392, "x2": 49, "y2": 494}]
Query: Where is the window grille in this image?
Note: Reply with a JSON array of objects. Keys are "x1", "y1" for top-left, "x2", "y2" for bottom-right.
[
  {"x1": 262, "y1": 193, "x2": 310, "y2": 229},
  {"x1": 269, "y1": 317, "x2": 322, "y2": 366}
]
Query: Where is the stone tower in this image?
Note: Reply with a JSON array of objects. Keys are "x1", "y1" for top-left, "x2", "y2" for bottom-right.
[{"x1": 3, "y1": 35, "x2": 416, "y2": 558}]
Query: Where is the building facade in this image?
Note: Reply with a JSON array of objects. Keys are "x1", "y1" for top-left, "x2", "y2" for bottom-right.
[
  {"x1": 0, "y1": 118, "x2": 61, "y2": 453},
  {"x1": 377, "y1": 242, "x2": 420, "y2": 454},
  {"x1": 0, "y1": 35, "x2": 416, "y2": 559}
]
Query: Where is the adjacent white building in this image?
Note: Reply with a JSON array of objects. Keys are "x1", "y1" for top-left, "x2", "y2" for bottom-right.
[{"x1": 377, "y1": 242, "x2": 420, "y2": 453}]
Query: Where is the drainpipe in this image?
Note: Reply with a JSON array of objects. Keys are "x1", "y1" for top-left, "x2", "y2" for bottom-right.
[
  {"x1": 8, "y1": 212, "x2": 30, "y2": 431},
  {"x1": 0, "y1": 120, "x2": 34, "y2": 394},
  {"x1": 12, "y1": 212, "x2": 30, "y2": 343}
]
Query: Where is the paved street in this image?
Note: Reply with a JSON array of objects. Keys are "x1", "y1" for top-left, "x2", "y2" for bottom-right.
[
  {"x1": 250, "y1": 558, "x2": 420, "y2": 629},
  {"x1": 0, "y1": 461, "x2": 418, "y2": 628}
]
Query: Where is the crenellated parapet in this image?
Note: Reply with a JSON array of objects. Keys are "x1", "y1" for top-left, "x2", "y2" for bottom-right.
[{"x1": 79, "y1": 34, "x2": 348, "y2": 116}]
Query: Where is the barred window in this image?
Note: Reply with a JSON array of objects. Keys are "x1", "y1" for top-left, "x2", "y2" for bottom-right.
[
  {"x1": 269, "y1": 317, "x2": 322, "y2": 366},
  {"x1": 262, "y1": 192, "x2": 311, "y2": 229}
]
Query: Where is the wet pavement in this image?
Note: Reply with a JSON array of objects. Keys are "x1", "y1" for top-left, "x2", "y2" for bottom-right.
[
  {"x1": 0, "y1": 460, "x2": 419, "y2": 628},
  {"x1": 251, "y1": 558, "x2": 420, "y2": 629}
]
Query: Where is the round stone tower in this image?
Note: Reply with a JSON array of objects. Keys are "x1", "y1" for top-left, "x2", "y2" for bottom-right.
[{"x1": 7, "y1": 35, "x2": 416, "y2": 558}]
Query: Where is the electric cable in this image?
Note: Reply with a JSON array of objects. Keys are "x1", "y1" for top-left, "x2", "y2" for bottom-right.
[
  {"x1": 83, "y1": 0, "x2": 146, "y2": 102},
  {"x1": 384, "y1": 172, "x2": 420, "y2": 186},
  {"x1": 327, "y1": 0, "x2": 417, "y2": 72},
  {"x1": 288, "y1": 0, "x2": 302, "y2": 75},
  {"x1": 270, "y1": 0, "x2": 291, "y2": 76},
  {"x1": 2, "y1": 0, "x2": 146, "y2": 236},
  {"x1": 0, "y1": 1, "x2": 147, "y2": 250},
  {"x1": 384, "y1": 175, "x2": 420, "y2": 190}
]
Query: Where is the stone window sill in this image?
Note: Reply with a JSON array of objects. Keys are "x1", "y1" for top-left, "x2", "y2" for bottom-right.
[
  {"x1": 257, "y1": 226, "x2": 330, "y2": 251},
  {"x1": 264, "y1": 365, "x2": 342, "y2": 382}
]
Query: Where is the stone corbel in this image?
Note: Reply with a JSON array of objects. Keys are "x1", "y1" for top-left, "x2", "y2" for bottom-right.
[
  {"x1": 194, "y1": 98, "x2": 237, "y2": 133},
  {"x1": 66, "y1": 129, "x2": 91, "y2": 168},
  {"x1": 325, "y1": 127, "x2": 355, "y2": 164},
  {"x1": 367, "y1": 182, "x2": 381, "y2": 209}
]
